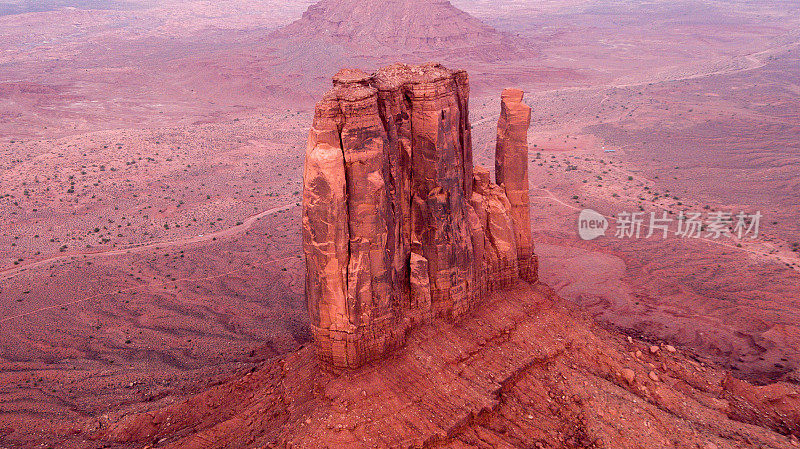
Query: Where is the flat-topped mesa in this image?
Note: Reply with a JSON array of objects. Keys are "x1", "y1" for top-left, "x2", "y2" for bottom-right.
[
  {"x1": 496, "y1": 88, "x2": 537, "y2": 282},
  {"x1": 303, "y1": 63, "x2": 537, "y2": 369}
]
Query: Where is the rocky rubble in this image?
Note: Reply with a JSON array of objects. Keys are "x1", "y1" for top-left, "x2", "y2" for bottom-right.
[{"x1": 303, "y1": 63, "x2": 537, "y2": 369}]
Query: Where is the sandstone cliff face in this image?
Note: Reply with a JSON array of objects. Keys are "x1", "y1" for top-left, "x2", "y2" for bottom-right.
[{"x1": 303, "y1": 63, "x2": 537, "y2": 369}]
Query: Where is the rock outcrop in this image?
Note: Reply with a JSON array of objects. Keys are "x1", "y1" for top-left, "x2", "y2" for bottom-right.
[
  {"x1": 272, "y1": 0, "x2": 512, "y2": 55},
  {"x1": 303, "y1": 63, "x2": 537, "y2": 369},
  {"x1": 99, "y1": 69, "x2": 800, "y2": 449},
  {"x1": 105, "y1": 284, "x2": 800, "y2": 449}
]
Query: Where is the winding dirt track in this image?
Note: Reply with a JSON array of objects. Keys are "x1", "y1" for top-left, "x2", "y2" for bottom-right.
[
  {"x1": 0, "y1": 255, "x2": 297, "y2": 324},
  {"x1": 0, "y1": 203, "x2": 298, "y2": 282},
  {"x1": 471, "y1": 42, "x2": 793, "y2": 130},
  {"x1": 531, "y1": 190, "x2": 799, "y2": 271}
]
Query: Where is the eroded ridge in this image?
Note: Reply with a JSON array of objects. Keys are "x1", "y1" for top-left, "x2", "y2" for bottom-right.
[{"x1": 303, "y1": 63, "x2": 536, "y2": 369}]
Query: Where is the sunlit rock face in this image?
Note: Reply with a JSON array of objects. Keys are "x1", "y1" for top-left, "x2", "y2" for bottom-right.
[{"x1": 303, "y1": 63, "x2": 537, "y2": 369}]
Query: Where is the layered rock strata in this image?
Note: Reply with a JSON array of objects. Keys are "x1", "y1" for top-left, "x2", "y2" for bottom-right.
[{"x1": 303, "y1": 63, "x2": 536, "y2": 369}]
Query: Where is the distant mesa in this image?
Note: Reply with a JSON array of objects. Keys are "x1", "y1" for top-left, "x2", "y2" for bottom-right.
[
  {"x1": 272, "y1": 0, "x2": 514, "y2": 55},
  {"x1": 303, "y1": 62, "x2": 537, "y2": 369}
]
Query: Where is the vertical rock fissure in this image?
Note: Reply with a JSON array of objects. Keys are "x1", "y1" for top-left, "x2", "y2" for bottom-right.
[{"x1": 335, "y1": 109, "x2": 353, "y2": 336}]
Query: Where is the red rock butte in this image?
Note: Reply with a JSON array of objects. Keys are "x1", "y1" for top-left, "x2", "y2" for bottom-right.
[
  {"x1": 272, "y1": 0, "x2": 510, "y2": 53},
  {"x1": 303, "y1": 63, "x2": 536, "y2": 369}
]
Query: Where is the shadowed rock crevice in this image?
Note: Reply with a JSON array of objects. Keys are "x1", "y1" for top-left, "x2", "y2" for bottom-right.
[{"x1": 303, "y1": 63, "x2": 537, "y2": 369}]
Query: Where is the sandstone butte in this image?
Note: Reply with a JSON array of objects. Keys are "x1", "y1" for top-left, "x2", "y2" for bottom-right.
[
  {"x1": 101, "y1": 65, "x2": 800, "y2": 448},
  {"x1": 270, "y1": 0, "x2": 512, "y2": 54},
  {"x1": 303, "y1": 63, "x2": 537, "y2": 369}
]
